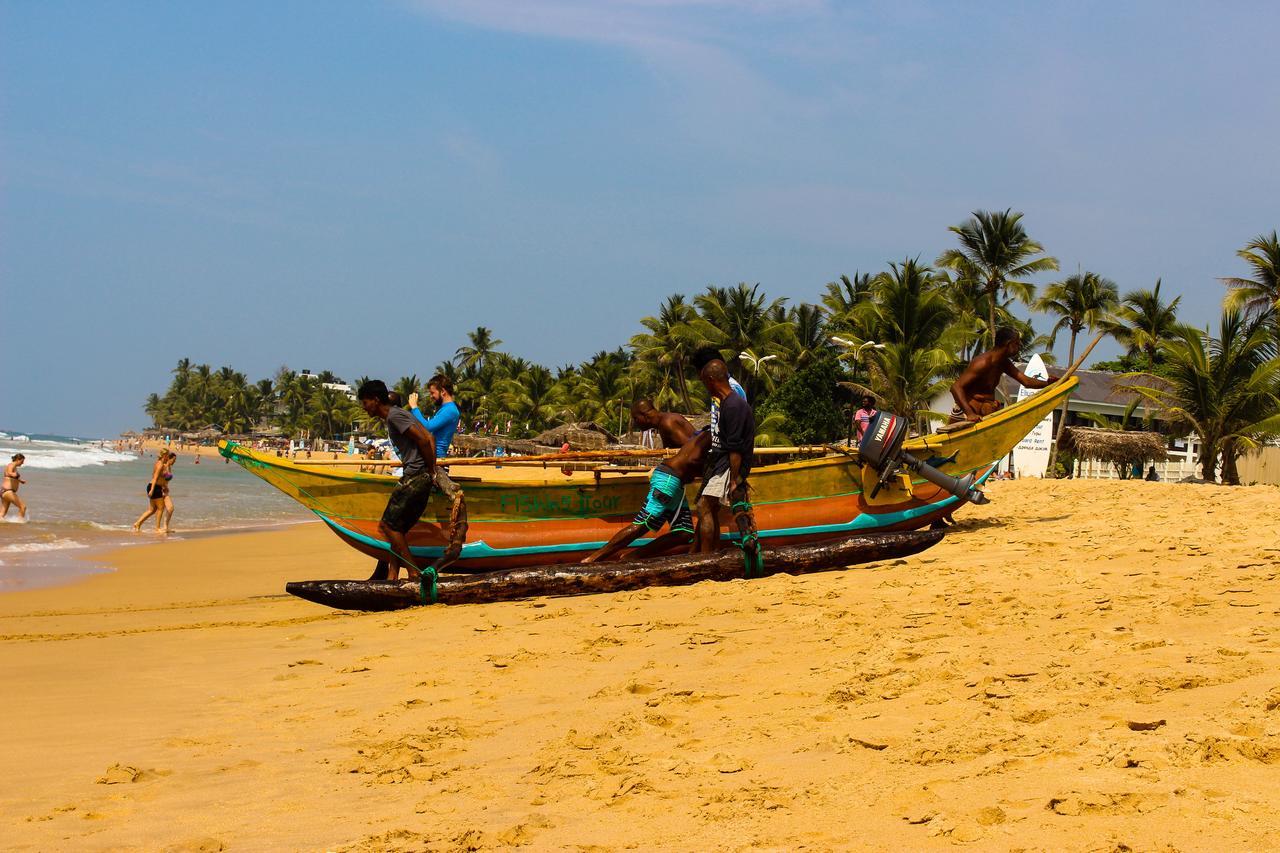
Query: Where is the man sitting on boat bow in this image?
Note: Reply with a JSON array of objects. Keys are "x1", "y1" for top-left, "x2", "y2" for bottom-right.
[{"x1": 950, "y1": 328, "x2": 1056, "y2": 423}]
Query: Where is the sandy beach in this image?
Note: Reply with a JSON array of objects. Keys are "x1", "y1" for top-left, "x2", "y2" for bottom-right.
[{"x1": 4, "y1": 479, "x2": 1280, "y2": 850}]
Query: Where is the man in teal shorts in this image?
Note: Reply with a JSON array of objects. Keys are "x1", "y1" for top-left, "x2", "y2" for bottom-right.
[{"x1": 581, "y1": 430, "x2": 710, "y2": 564}]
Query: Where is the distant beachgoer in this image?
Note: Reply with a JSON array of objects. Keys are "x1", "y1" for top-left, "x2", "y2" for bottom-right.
[
  {"x1": 1145, "y1": 465, "x2": 1160, "y2": 482},
  {"x1": 358, "y1": 380, "x2": 467, "y2": 583},
  {"x1": 693, "y1": 357, "x2": 759, "y2": 567},
  {"x1": 2, "y1": 454, "x2": 28, "y2": 520},
  {"x1": 133, "y1": 451, "x2": 172, "y2": 531},
  {"x1": 581, "y1": 403, "x2": 703, "y2": 564},
  {"x1": 854, "y1": 395, "x2": 879, "y2": 443},
  {"x1": 160, "y1": 451, "x2": 177, "y2": 533},
  {"x1": 950, "y1": 329, "x2": 1056, "y2": 423}
]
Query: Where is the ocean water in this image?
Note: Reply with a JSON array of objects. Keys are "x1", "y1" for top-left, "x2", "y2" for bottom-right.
[{"x1": 0, "y1": 431, "x2": 312, "y2": 592}]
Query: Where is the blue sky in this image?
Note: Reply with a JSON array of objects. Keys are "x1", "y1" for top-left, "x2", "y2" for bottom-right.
[{"x1": 3, "y1": 0, "x2": 1277, "y2": 437}]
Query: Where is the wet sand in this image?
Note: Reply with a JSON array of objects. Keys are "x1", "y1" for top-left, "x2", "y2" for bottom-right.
[{"x1": 3, "y1": 479, "x2": 1280, "y2": 850}]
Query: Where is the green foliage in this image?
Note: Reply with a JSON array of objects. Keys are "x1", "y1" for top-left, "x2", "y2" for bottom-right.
[
  {"x1": 758, "y1": 358, "x2": 848, "y2": 445},
  {"x1": 1127, "y1": 309, "x2": 1280, "y2": 483},
  {"x1": 143, "y1": 219, "x2": 1280, "y2": 471}
]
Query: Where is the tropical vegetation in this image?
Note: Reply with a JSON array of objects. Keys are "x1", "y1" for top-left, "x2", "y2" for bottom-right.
[{"x1": 143, "y1": 213, "x2": 1279, "y2": 482}]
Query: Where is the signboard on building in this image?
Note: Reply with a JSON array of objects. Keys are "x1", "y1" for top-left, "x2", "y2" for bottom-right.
[{"x1": 1010, "y1": 354, "x2": 1053, "y2": 477}]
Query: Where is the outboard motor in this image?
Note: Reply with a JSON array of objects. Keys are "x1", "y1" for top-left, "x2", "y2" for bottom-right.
[{"x1": 857, "y1": 411, "x2": 990, "y2": 505}]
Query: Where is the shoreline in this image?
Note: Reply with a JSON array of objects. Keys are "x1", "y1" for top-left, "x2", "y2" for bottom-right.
[
  {"x1": 0, "y1": 517, "x2": 321, "y2": 595},
  {"x1": 4, "y1": 479, "x2": 1280, "y2": 848}
]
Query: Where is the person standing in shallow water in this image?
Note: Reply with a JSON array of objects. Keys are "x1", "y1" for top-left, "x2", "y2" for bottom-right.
[
  {"x1": 2, "y1": 454, "x2": 27, "y2": 520},
  {"x1": 133, "y1": 450, "x2": 171, "y2": 532},
  {"x1": 160, "y1": 451, "x2": 177, "y2": 533}
]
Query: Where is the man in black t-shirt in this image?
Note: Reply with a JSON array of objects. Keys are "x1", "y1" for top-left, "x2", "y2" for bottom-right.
[{"x1": 694, "y1": 358, "x2": 760, "y2": 569}]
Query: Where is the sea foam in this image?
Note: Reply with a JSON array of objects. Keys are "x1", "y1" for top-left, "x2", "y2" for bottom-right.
[{"x1": 0, "y1": 436, "x2": 136, "y2": 470}]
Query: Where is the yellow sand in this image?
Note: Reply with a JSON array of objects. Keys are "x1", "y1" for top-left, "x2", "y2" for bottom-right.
[{"x1": 3, "y1": 479, "x2": 1280, "y2": 850}]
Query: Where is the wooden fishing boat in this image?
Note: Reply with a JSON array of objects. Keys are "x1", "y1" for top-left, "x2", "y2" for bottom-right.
[{"x1": 219, "y1": 377, "x2": 1076, "y2": 570}]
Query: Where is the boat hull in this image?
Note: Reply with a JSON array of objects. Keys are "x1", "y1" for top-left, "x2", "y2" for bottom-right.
[{"x1": 222, "y1": 378, "x2": 1074, "y2": 569}]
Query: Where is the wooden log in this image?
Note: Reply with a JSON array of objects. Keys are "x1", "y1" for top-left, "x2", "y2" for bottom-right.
[{"x1": 285, "y1": 530, "x2": 943, "y2": 610}]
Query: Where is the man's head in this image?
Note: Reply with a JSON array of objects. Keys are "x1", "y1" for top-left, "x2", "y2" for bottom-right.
[
  {"x1": 860, "y1": 395, "x2": 876, "y2": 410},
  {"x1": 357, "y1": 380, "x2": 391, "y2": 419},
  {"x1": 994, "y1": 328, "x2": 1022, "y2": 354},
  {"x1": 428, "y1": 374, "x2": 454, "y2": 405},
  {"x1": 631, "y1": 399, "x2": 660, "y2": 429},
  {"x1": 699, "y1": 358, "x2": 732, "y2": 397}
]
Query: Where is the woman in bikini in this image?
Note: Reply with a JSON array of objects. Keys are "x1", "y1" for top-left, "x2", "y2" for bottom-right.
[
  {"x1": 160, "y1": 451, "x2": 177, "y2": 533},
  {"x1": 2, "y1": 453, "x2": 27, "y2": 520},
  {"x1": 132, "y1": 450, "x2": 172, "y2": 532}
]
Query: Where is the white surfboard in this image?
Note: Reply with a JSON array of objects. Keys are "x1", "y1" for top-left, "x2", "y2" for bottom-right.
[{"x1": 1010, "y1": 354, "x2": 1054, "y2": 477}]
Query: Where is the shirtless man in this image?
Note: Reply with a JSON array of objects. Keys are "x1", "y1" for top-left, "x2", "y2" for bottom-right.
[
  {"x1": 581, "y1": 432, "x2": 711, "y2": 564},
  {"x1": 580, "y1": 400, "x2": 699, "y2": 563},
  {"x1": 631, "y1": 399, "x2": 694, "y2": 450},
  {"x1": 950, "y1": 328, "x2": 1055, "y2": 422},
  {"x1": 2, "y1": 454, "x2": 27, "y2": 520}
]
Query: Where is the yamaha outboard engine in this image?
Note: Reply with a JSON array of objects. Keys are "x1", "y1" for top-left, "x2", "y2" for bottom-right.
[{"x1": 857, "y1": 412, "x2": 990, "y2": 505}]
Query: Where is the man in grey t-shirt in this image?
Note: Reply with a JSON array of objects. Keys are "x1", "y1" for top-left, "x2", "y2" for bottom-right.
[{"x1": 358, "y1": 379, "x2": 464, "y2": 583}]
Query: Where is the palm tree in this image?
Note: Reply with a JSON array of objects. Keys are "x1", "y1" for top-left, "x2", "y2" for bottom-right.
[
  {"x1": 393, "y1": 375, "x2": 420, "y2": 403},
  {"x1": 455, "y1": 327, "x2": 503, "y2": 375},
  {"x1": 1106, "y1": 279, "x2": 1182, "y2": 364},
  {"x1": 822, "y1": 273, "x2": 873, "y2": 323},
  {"x1": 786, "y1": 303, "x2": 831, "y2": 367},
  {"x1": 937, "y1": 209, "x2": 1059, "y2": 347},
  {"x1": 1127, "y1": 309, "x2": 1280, "y2": 483},
  {"x1": 1222, "y1": 230, "x2": 1280, "y2": 318},
  {"x1": 694, "y1": 283, "x2": 791, "y2": 397},
  {"x1": 1036, "y1": 271, "x2": 1120, "y2": 474},
  {"x1": 855, "y1": 259, "x2": 974, "y2": 430},
  {"x1": 630, "y1": 294, "x2": 712, "y2": 413}
]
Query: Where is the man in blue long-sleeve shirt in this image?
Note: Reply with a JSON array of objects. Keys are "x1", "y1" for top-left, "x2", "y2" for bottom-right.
[{"x1": 408, "y1": 374, "x2": 461, "y2": 459}]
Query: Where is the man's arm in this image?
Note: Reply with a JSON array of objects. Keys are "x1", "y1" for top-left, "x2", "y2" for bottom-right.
[
  {"x1": 1004, "y1": 359, "x2": 1054, "y2": 389},
  {"x1": 405, "y1": 422, "x2": 438, "y2": 473},
  {"x1": 424, "y1": 404, "x2": 458, "y2": 435}
]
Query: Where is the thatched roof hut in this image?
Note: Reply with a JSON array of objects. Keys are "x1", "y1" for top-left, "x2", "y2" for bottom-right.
[
  {"x1": 532, "y1": 422, "x2": 618, "y2": 451},
  {"x1": 1061, "y1": 428, "x2": 1169, "y2": 467}
]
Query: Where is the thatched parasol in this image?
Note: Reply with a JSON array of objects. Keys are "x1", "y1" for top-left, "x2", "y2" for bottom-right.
[
  {"x1": 532, "y1": 422, "x2": 618, "y2": 451},
  {"x1": 1061, "y1": 427, "x2": 1168, "y2": 468}
]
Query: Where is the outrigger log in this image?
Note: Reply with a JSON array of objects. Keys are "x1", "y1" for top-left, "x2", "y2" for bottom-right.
[{"x1": 285, "y1": 529, "x2": 943, "y2": 610}]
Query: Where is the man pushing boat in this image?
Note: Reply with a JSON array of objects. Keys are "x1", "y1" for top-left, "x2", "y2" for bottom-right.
[
  {"x1": 693, "y1": 352, "x2": 761, "y2": 572},
  {"x1": 357, "y1": 380, "x2": 467, "y2": 583},
  {"x1": 950, "y1": 328, "x2": 1056, "y2": 423},
  {"x1": 581, "y1": 400, "x2": 708, "y2": 564}
]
